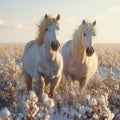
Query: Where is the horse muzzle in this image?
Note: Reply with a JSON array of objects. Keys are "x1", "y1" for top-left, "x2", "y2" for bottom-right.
[
  {"x1": 86, "y1": 47, "x2": 94, "y2": 57},
  {"x1": 51, "y1": 41, "x2": 60, "y2": 51}
]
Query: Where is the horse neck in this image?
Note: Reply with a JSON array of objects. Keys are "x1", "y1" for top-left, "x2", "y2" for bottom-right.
[
  {"x1": 72, "y1": 40, "x2": 86, "y2": 64},
  {"x1": 43, "y1": 42, "x2": 57, "y2": 61}
]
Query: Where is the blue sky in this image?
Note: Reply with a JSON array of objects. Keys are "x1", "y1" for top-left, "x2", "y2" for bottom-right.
[{"x1": 0, "y1": 0, "x2": 120, "y2": 43}]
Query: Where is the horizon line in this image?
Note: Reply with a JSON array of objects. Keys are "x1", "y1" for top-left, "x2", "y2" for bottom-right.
[{"x1": 0, "y1": 42, "x2": 120, "y2": 44}]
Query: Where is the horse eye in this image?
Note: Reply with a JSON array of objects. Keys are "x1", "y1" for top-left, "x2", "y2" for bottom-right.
[
  {"x1": 45, "y1": 28, "x2": 48, "y2": 32},
  {"x1": 83, "y1": 33, "x2": 86, "y2": 36}
]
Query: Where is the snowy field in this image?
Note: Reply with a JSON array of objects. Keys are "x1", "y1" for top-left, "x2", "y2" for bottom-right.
[{"x1": 0, "y1": 43, "x2": 120, "y2": 120}]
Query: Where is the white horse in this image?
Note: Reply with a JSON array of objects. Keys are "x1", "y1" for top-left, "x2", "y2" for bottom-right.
[
  {"x1": 23, "y1": 14, "x2": 63, "y2": 102},
  {"x1": 62, "y1": 20, "x2": 98, "y2": 95}
]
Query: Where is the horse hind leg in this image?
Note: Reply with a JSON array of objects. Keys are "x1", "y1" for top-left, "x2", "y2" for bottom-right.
[{"x1": 24, "y1": 71, "x2": 32, "y2": 93}]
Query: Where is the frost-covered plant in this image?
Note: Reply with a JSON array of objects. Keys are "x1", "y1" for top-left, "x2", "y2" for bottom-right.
[
  {"x1": 0, "y1": 80, "x2": 16, "y2": 105},
  {"x1": 0, "y1": 59, "x2": 21, "y2": 82},
  {"x1": 0, "y1": 44, "x2": 120, "y2": 119},
  {"x1": 36, "y1": 93, "x2": 55, "y2": 120},
  {"x1": 25, "y1": 91, "x2": 39, "y2": 119}
]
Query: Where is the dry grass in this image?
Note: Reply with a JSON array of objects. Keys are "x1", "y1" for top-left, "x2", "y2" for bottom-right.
[
  {"x1": 0, "y1": 43, "x2": 24, "y2": 60},
  {"x1": 95, "y1": 43, "x2": 120, "y2": 70}
]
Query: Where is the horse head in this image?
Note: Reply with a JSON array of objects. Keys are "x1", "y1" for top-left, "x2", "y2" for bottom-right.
[
  {"x1": 36, "y1": 14, "x2": 60, "y2": 51},
  {"x1": 81, "y1": 20, "x2": 96, "y2": 56}
]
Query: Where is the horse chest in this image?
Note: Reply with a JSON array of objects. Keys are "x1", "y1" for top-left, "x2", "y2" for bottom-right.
[
  {"x1": 38, "y1": 60, "x2": 59, "y2": 78},
  {"x1": 69, "y1": 62, "x2": 87, "y2": 80},
  {"x1": 49, "y1": 62, "x2": 58, "y2": 73}
]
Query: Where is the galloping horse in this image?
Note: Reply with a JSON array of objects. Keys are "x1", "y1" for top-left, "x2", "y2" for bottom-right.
[
  {"x1": 23, "y1": 14, "x2": 63, "y2": 102},
  {"x1": 62, "y1": 20, "x2": 98, "y2": 95}
]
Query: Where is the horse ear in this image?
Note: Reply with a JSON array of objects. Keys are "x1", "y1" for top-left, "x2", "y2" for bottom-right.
[
  {"x1": 82, "y1": 20, "x2": 86, "y2": 24},
  {"x1": 56, "y1": 14, "x2": 60, "y2": 21},
  {"x1": 45, "y1": 14, "x2": 48, "y2": 19},
  {"x1": 93, "y1": 21, "x2": 96, "y2": 26}
]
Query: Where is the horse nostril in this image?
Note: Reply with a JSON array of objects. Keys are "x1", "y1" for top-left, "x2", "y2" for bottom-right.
[
  {"x1": 51, "y1": 41, "x2": 60, "y2": 51},
  {"x1": 51, "y1": 42, "x2": 55, "y2": 47},
  {"x1": 86, "y1": 47, "x2": 94, "y2": 55},
  {"x1": 51, "y1": 41, "x2": 60, "y2": 47},
  {"x1": 86, "y1": 48, "x2": 90, "y2": 53}
]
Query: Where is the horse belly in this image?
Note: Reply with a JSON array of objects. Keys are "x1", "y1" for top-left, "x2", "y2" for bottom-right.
[
  {"x1": 24, "y1": 54, "x2": 36, "y2": 77},
  {"x1": 69, "y1": 63, "x2": 87, "y2": 80}
]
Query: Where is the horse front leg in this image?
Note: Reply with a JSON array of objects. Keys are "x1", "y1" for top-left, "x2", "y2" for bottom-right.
[
  {"x1": 48, "y1": 75, "x2": 61, "y2": 98},
  {"x1": 79, "y1": 77, "x2": 87, "y2": 95},
  {"x1": 66, "y1": 75, "x2": 75, "y2": 96},
  {"x1": 36, "y1": 75, "x2": 45, "y2": 102}
]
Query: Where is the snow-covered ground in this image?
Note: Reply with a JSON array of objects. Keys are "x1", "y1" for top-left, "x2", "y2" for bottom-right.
[
  {"x1": 0, "y1": 58, "x2": 120, "y2": 120},
  {"x1": 98, "y1": 66, "x2": 120, "y2": 80},
  {"x1": 0, "y1": 44, "x2": 120, "y2": 120}
]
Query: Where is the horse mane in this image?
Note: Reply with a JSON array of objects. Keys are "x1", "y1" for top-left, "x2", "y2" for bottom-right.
[
  {"x1": 36, "y1": 15, "x2": 60, "y2": 46},
  {"x1": 72, "y1": 21, "x2": 96, "y2": 63}
]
